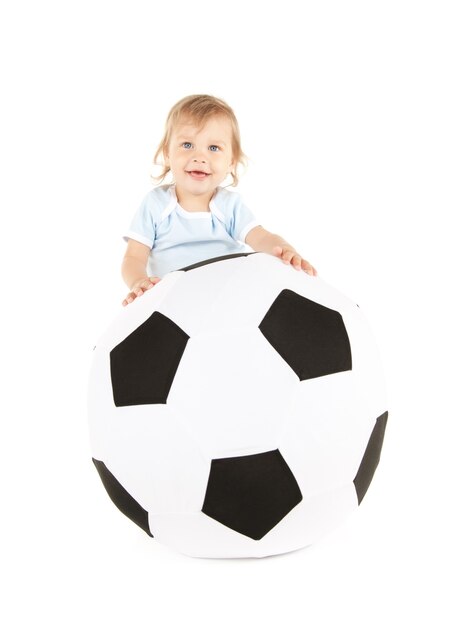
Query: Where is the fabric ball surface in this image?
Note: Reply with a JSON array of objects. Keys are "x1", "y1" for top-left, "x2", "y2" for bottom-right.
[{"x1": 88, "y1": 252, "x2": 388, "y2": 558}]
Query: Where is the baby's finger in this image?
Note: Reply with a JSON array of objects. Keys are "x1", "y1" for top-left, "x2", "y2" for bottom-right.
[
  {"x1": 290, "y1": 254, "x2": 302, "y2": 270},
  {"x1": 281, "y1": 250, "x2": 295, "y2": 264},
  {"x1": 273, "y1": 246, "x2": 284, "y2": 258},
  {"x1": 134, "y1": 286, "x2": 146, "y2": 297},
  {"x1": 301, "y1": 259, "x2": 317, "y2": 276},
  {"x1": 122, "y1": 292, "x2": 136, "y2": 306},
  {"x1": 143, "y1": 276, "x2": 160, "y2": 290}
]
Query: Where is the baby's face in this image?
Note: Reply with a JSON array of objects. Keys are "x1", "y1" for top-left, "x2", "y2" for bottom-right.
[{"x1": 165, "y1": 115, "x2": 235, "y2": 199}]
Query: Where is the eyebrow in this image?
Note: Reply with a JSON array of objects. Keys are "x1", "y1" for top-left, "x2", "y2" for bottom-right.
[{"x1": 176, "y1": 135, "x2": 227, "y2": 146}]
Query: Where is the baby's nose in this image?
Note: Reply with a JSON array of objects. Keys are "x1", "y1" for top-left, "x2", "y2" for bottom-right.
[{"x1": 193, "y1": 156, "x2": 207, "y2": 163}]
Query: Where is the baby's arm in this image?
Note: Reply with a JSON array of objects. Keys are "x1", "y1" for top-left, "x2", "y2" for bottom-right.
[
  {"x1": 121, "y1": 239, "x2": 161, "y2": 306},
  {"x1": 246, "y1": 226, "x2": 317, "y2": 276}
]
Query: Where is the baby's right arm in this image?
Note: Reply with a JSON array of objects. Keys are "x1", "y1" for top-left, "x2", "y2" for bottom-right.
[{"x1": 121, "y1": 239, "x2": 161, "y2": 306}]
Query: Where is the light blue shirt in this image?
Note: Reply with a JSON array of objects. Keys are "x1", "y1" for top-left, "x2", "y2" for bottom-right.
[{"x1": 124, "y1": 184, "x2": 260, "y2": 278}]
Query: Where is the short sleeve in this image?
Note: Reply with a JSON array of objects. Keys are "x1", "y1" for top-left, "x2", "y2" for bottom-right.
[
  {"x1": 123, "y1": 192, "x2": 157, "y2": 249},
  {"x1": 228, "y1": 194, "x2": 260, "y2": 243}
]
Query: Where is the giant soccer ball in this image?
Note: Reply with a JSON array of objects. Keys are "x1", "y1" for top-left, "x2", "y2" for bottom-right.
[{"x1": 88, "y1": 252, "x2": 388, "y2": 558}]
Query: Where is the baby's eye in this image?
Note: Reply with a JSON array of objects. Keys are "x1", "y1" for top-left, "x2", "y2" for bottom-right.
[
  {"x1": 182, "y1": 142, "x2": 193, "y2": 149},
  {"x1": 209, "y1": 145, "x2": 220, "y2": 152}
]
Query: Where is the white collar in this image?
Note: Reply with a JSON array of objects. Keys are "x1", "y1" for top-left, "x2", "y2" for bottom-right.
[{"x1": 159, "y1": 184, "x2": 226, "y2": 224}]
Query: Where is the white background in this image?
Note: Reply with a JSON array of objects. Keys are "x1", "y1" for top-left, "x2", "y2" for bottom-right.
[{"x1": 1, "y1": 1, "x2": 456, "y2": 624}]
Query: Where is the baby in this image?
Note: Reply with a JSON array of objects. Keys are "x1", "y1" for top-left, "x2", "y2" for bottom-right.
[{"x1": 122, "y1": 94, "x2": 316, "y2": 306}]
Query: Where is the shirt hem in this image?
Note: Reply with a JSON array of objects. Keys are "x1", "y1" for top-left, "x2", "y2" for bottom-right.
[
  {"x1": 239, "y1": 220, "x2": 261, "y2": 243},
  {"x1": 123, "y1": 231, "x2": 154, "y2": 248}
]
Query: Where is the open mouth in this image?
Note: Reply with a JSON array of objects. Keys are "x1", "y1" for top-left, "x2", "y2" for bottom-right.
[{"x1": 186, "y1": 171, "x2": 210, "y2": 180}]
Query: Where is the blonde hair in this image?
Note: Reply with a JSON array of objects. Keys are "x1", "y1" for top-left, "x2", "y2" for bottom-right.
[{"x1": 152, "y1": 94, "x2": 247, "y2": 187}]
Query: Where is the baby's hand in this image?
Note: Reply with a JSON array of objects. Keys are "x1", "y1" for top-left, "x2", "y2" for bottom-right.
[
  {"x1": 273, "y1": 246, "x2": 317, "y2": 276},
  {"x1": 122, "y1": 276, "x2": 161, "y2": 306}
]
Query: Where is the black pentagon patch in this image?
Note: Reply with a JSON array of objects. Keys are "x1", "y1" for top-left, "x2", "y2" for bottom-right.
[
  {"x1": 353, "y1": 411, "x2": 388, "y2": 504},
  {"x1": 92, "y1": 458, "x2": 153, "y2": 537},
  {"x1": 110, "y1": 311, "x2": 189, "y2": 406},
  {"x1": 259, "y1": 289, "x2": 352, "y2": 381},
  {"x1": 202, "y1": 449, "x2": 302, "y2": 540}
]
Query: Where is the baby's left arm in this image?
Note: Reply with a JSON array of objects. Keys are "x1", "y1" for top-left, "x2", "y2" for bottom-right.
[{"x1": 245, "y1": 226, "x2": 317, "y2": 276}]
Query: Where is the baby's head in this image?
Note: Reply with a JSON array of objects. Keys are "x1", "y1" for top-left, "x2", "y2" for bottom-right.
[{"x1": 153, "y1": 94, "x2": 247, "y2": 187}]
